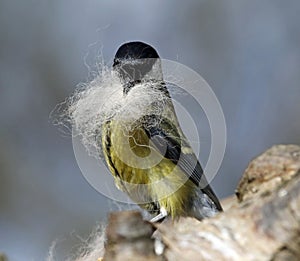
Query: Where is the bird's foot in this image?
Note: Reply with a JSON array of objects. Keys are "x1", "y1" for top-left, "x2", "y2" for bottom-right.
[{"x1": 150, "y1": 207, "x2": 167, "y2": 223}]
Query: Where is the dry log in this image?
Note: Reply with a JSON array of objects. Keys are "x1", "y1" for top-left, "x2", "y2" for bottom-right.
[
  {"x1": 104, "y1": 211, "x2": 162, "y2": 261},
  {"x1": 103, "y1": 144, "x2": 300, "y2": 261}
]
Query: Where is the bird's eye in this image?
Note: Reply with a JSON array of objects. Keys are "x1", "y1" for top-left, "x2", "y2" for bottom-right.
[{"x1": 112, "y1": 59, "x2": 120, "y2": 67}]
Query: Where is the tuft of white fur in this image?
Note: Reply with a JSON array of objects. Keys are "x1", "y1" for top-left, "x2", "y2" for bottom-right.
[
  {"x1": 46, "y1": 241, "x2": 58, "y2": 261},
  {"x1": 46, "y1": 226, "x2": 106, "y2": 261},
  {"x1": 71, "y1": 227, "x2": 106, "y2": 261},
  {"x1": 54, "y1": 64, "x2": 172, "y2": 158}
]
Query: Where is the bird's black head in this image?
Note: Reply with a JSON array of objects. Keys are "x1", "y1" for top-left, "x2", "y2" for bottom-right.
[
  {"x1": 113, "y1": 41, "x2": 162, "y2": 94},
  {"x1": 113, "y1": 41, "x2": 159, "y2": 65}
]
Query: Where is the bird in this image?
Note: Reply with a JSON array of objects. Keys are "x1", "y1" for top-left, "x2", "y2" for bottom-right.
[{"x1": 101, "y1": 41, "x2": 222, "y2": 222}]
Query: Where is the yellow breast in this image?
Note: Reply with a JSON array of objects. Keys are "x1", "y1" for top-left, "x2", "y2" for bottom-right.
[{"x1": 102, "y1": 120, "x2": 196, "y2": 218}]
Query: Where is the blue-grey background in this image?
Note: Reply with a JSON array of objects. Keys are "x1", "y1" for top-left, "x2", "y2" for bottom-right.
[{"x1": 0, "y1": 0, "x2": 299, "y2": 260}]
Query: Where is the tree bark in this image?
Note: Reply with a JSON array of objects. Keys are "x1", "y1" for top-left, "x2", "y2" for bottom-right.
[{"x1": 103, "y1": 144, "x2": 300, "y2": 261}]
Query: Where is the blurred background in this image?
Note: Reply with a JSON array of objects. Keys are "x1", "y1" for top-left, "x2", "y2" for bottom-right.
[{"x1": 0, "y1": 0, "x2": 299, "y2": 260}]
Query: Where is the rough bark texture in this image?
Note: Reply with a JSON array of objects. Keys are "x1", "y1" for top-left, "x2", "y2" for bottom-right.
[
  {"x1": 104, "y1": 211, "x2": 162, "y2": 261},
  {"x1": 103, "y1": 144, "x2": 300, "y2": 261}
]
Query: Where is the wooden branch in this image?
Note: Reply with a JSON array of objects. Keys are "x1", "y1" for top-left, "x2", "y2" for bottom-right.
[
  {"x1": 103, "y1": 145, "x2": 300, "y2": 261},
  {"x1": 104, "y1": 211, "x2": 162, "y2": 261}
]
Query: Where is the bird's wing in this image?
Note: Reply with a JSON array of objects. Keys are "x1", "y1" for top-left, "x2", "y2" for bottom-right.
[{"x1": 143, "y1": 115, "x2": 222, "y2": 211}]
